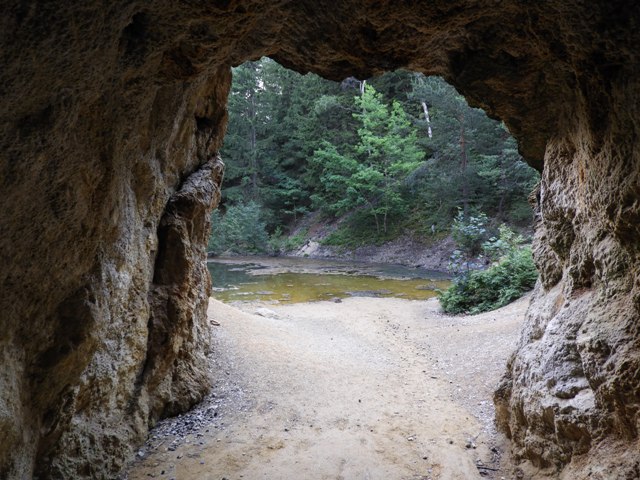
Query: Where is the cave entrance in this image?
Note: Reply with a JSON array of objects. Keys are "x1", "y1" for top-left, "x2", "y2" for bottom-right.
[
  {"x1": 4, "y1": 1, "x2": 638, "y2": 477},
  {"x1": 127, "y1": 59, "x2": 539, "y2": 479}
]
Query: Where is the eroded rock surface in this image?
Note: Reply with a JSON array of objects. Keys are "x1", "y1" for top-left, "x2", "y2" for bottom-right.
[
  {"x1": 495, "y1": 86, "x2": 640, "y2": 478},
  {"x1": 1, "y1": 1, "x2": 638, "y2": 478}
]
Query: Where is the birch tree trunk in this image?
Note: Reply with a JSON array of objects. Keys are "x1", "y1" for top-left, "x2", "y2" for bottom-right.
[{"x1": 421, "y1": 101, "x2": 433, "y2": 138}]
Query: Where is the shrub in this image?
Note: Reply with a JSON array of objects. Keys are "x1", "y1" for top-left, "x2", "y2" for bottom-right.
[
  {"x1": 451, "y1": 210, "x2": 489, "y2": 257},
  {"x1": 267, "y1": 227, "x2": 308, "y2": 255},
  {"x1": 448, "y1": 210, "x2": 490, "y2": 274},
  {"x1": 321, "y1": 209, "x2": 404, "y2": 249},
  {"x1": 440, "y1": 246, "x2": 537, "y2": 314},
  {"x1": 440, "y1": 225, "x2": 538, "y2": 314},
  {"x1": 481, "y1": 224, "x2": 525, "y2": 261}
]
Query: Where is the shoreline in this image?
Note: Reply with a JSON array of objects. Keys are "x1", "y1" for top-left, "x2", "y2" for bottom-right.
[{"x1": 207, "y1": 254, "x2": 452, "y2": 278}]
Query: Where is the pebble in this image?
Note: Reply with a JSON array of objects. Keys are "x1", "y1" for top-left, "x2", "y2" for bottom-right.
[{"x1": 255, "y1": 307, "x2": 278, "y2": 317}]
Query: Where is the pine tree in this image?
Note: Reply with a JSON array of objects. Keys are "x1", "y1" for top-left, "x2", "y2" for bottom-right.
[
  {"x1": 311, "y1": 85, "x2": 425, "y2": 234},
  {"x1": 353, "y1": 85, "x2": 425, "y2": 233}
]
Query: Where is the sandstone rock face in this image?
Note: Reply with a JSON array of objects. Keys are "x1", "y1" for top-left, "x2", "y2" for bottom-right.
[
  {"x1": 1, "y1": 1, "x2": 638, "y2": 478},
  {"x1": 495, "y1": 81, "x2": 640, "y2": 478}
]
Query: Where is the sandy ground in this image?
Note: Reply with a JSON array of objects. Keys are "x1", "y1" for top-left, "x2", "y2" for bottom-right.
[{"x1": 125, "y1": 295, "x2": 529, "y2": 480}]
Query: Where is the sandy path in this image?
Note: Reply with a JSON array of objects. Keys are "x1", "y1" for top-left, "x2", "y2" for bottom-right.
[{"x1": 125, "y1": 296, "x2": 528, "y2": 480}]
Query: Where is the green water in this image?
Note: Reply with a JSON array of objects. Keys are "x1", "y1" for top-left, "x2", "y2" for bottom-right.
[{"x1": 207, "y1": 257, "x2": 450, "y2": 304}]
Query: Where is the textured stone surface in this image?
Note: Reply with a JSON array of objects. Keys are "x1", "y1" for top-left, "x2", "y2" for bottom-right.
[
  {"x1": 0, "y1": 1, "x2": 639, "y2": 478},
  {"x1": 495, "y1": 78, "x2": 640, "y2": 478}
]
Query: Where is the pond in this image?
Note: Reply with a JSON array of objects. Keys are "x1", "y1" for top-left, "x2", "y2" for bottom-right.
[{"x1": 207, "y1": 256, "x2": 451, "y2": 304}]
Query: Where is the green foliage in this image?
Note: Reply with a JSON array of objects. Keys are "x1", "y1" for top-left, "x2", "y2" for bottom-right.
[
  {"x1": 321, "y1": 227, "x2": 360, "y2": 248},
  {"x1": 405, "y1": 75, "x2": 538, "y2": 226},
  {"x1": 217, "y1": 58, "x2": 539, "y2": 252},
  {"x1": 309, "y1": 142, "x2": 367, "y2": 216},
  {"x1": 208, "y1": 202, "x2": 269, "y2": 255},
  {"x1": 311, "y1": 84, "x2": 424, "y2": 235},
  {"x1": 221, "y1": 58, "x2": 348, "y2": 229},
  {"x1": 268, "y1": 227, "x2": 308, "y2": 255},
  {"x1": 482, "y1": 224, "x2": 526, "y2": 261},
  {"x1": 440, "y1": 247, "x2": 538, "y2": 314},
  {"x1": 321, "y1": 212, "x2": 401, "y2": 249},
  {"x1": 451, "y1": 210, "x2": 489, "y2": 257},
  {"x1": 440, "y1": 226, "x2": 538, "y2": 314}
]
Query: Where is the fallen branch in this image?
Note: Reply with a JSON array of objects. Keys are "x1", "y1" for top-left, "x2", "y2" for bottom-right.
[{"x1": 476, "y1": 465, "x2": 499, "y2": 472}]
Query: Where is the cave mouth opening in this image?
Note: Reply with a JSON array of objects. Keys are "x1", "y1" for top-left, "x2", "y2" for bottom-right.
[
  {"x1": 208, "y1": 57, "x2": 539, "y2": 264},
  {"x1": 4, "y1": 2, "x2": 638, "y2": 478},
  {"x1": 162, "y1": 57, "x2": 542, "y2": 479}
]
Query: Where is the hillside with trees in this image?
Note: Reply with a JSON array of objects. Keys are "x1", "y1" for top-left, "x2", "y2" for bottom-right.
[{"x1": 209, "y1": 58, "x2": 539, "y2": 262}]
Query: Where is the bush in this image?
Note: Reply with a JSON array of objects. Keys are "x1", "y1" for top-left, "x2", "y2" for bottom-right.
[
  {"x1": 440, "y1": 224, "x2": 538, "y2": 314},
  {"x1": 439, "y1": 246, "x2": 538, "y2": 314},
  {"x1": 451, "y1": 210, "x2": 489, "y2": 257},
  {"x1": 267, "y1": 227, "x2": 308, "y2": 255},
  {"x1": 208, "y1": 201, "x2": 269, "y2": 255},
  {"x1": 481, "y1": 224, "x2": 525, "y2": 261},
  {"x1": 448, "y1": 210, "x2": 490, "y2": 274}
]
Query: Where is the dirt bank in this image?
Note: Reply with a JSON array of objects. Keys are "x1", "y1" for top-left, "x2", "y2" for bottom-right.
[
  {"x1": 292, "y1": 234, "x2": 456, "y2": 272},
  {"x1": 125, "y1": 295, "x2": 529, "y2": 480}
]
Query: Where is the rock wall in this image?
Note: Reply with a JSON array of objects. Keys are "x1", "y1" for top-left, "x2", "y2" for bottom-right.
[
  {"x1": 0, "y1": 3, "x2": 231, "y2": 476},
  {"x1": 0, "y1": 1, "x2": 638, "y2": 478},
  {"x1": 495, "y1": 77, "x2": 640, "y2": 478}
]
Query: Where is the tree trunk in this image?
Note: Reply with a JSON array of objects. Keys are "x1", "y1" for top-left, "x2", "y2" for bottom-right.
[
  {"x1": 498, "y1": 165, "x2": 507, "y2": 220},
  {"x1": 421, "y1": 101, "x2": 433, "y2": 138},
  {"x1": 249, "y1": 95, "x2": 258, "y2": 199}
]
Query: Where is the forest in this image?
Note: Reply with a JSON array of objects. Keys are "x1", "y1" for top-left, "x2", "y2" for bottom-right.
[
  {"x1": 209, "y1": 58, "x2": 541, "y2": 312},
  {"x1": 210, "y1": 58, "x2": 538, "y2": 252}
]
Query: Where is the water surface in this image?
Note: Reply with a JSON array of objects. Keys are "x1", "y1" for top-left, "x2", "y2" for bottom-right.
[{"x1": 207, "y1": 256, "x2": 450, "y2": 304}]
